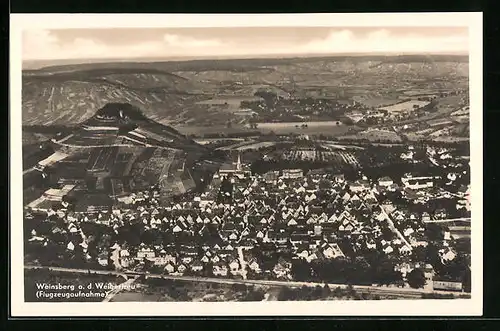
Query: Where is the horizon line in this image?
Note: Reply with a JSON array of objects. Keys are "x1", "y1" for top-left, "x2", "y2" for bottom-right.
[{"x1": 22, "y1": 51, "x2": 469, "y2": 70}]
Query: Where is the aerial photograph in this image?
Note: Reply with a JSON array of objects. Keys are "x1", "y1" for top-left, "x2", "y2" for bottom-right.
[{"x1": 20, "y1": 24, "x2": 472, "y2": 303}]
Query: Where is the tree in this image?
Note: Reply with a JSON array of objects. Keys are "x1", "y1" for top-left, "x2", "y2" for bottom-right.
[
  {"x1": 373, "y1": 259, "x2": 402, "y2": 285},
  {"x1": 411, "y1": 246, "x2": 428, "y2": 262},
  {"x1": 231, "y1": 283, "x2": 248, "y2": 293},
  {"x1": 407, "y1": 268, "x2": 427, "y2": 289},
  {"x1": 242, "y1": 288, "x2": 265, "y2": 301},
  {"x1": 277, "y1": 287, "x2": 296, "y2": 301},
  {"x1": 291, "y1": 259, "x2": 311, "y2": 281}
]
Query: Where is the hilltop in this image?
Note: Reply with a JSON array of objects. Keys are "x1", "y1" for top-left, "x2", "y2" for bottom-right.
[
  {"x1": 53, "y1": 103, "x2": 205, "y2": 153},
  {"x1": 24, "y1": 54, "x2": 469, "y2": 73},
  {"x1": 23, "y1": 103, "x2": 217, "y2": 202}
]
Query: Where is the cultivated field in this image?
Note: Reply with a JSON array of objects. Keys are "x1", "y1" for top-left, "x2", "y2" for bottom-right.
[
  {"x1": 278, "y1": 148, "x2": 360, "y2": 167},
  {"x1": 339, "y1": 128, "x2": 403, "y2": 143}
]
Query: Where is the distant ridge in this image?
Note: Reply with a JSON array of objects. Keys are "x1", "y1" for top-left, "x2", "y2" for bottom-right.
[{"x1": 23, "y1": 53, "x2": 469, "y2": 72}]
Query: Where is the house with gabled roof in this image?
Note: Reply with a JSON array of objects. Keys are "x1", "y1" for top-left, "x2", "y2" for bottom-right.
[
  {"x1": 164, "y1": 262, "x2": 176, "y2": 274},
  {"x1": 327, "y1": 214, "x2": 339, "y2": 223},
  {"x1": 399, "y1": 244, "x2": 412, "y2": 255},
  {"x1": 153, "y1": 249, "x2": 176, "y2": 266},
  {"x1": 176, "y1": 264, "x2": 187, "y2": 275},
  {"x1": 350, "y1": 180, "x2": 370, "y2": 193},
  {"x1": 434, "y1": 208, "x2": 447, "y2": 220},
  {"x1": 383, "y1": 244, "x2": 394, "y2": 254},
  {"x1": 322, "y1": 243, "x2": 345, "y2": 259},
  {"x1": 247, "y1": 258, "x2": 261, "y2": 273},
  {"x1": 201, "y1": 255, "x2": 210, "y2": 263},
  {"x1": 366, "y1": 240, "x2": 377, "y2": 250},
  {"x1": 439, "y1": 247, "x2": 457, "y2": 263},
  {"x1": 273, "y1": 258, "x2": 292, "y2": 280},
  {"x1": 306, "y1": 250, "x2": 320, "y2": 262},
  {"x1": 229, "y1": 258, "x2": 241, "y2": 275},
  {"x1": 228, "y1": 231, "x2": 240, "y2": 241},
  {"x1": 136, "y1": 246, "x2": 155, "y2": 259},
  {"x1": 191, "y1": 260, "x2": 204, "y2": 272},
  {"x1": 213, "y1": 262, "x2": 228, "y2": 276},
  {"x1": 306, "y1": 216, "x2": 318, "y2": 225}
]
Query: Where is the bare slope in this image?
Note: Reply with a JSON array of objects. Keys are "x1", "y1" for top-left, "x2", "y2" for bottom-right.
[{"x1": 22, "y1": 68, "x2": 215, "y2": 126}]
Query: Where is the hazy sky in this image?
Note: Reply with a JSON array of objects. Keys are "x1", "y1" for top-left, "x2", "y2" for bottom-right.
[{"x1": 22, "y1": 27, "x2": 469, "y2": 61}]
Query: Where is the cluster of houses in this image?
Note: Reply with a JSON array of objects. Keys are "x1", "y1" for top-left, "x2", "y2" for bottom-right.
[{"x1": 24, "y1": 149, "x2": 470, "y2": 287}]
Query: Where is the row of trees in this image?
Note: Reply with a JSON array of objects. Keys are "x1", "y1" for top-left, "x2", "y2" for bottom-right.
[
  {"x1": 276, "y1": 284, "x2": 383, "y2": 301},
  {"x1": 290, "y1": 255, "x2": 404, "y2": 286}
]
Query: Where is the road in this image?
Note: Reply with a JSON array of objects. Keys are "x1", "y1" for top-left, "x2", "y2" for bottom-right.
[
  {"x1": 23, "y1": 167, "x2": 36, "y2": 175},
  {"x1": 378, "y1": 204, "x2": 413, "y2": 250},
  {"x1": 371, "y1": 189, "x2": 413, "y2": 251},
  {"x1": 237, "y1": 246, "x2": 248, "y2": 280},
  {"x1": 24, "y1": 265, "x2": 470, "y2": 299},
  {"x1": 423, "y1": 218, "x2": 471, "y2": 223}
]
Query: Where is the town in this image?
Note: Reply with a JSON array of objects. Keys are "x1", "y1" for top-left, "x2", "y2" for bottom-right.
[
  {"x1": 20, "y1": 50, "x2": 473, "y2": 302},
  {"x1": 24, "y1": 138, "x2": 471, "y2": 297}
]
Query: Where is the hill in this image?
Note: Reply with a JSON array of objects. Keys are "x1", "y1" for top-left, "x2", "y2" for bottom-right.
[
  {"x1": 52, "y1": 103, "x2": 206, "y2": 153},
  {"x1": 23, "y1": 103, "x2": 217, "y2": 203},
  {"x1": 21, "y1": 54, "x2": 469, "y2": 128},
  {"x1": 24, "y1": 54, "x2": 469, "y2": 74},
  {"x1": 22, "y1": 67, "x2": 219, "y2": 126}
]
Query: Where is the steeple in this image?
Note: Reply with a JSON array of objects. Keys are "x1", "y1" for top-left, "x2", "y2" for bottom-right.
[{"x1": 236, "y1": 152, "x2": 242, "y2": 171}]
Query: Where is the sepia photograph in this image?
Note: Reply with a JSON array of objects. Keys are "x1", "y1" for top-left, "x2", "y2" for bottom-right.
[{"x1": 9, "y1": 13, "x2": 483, "y2": 316}]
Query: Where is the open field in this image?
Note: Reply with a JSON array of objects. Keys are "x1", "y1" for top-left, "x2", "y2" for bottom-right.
[
  {"x1": 339, "y1": 128, "x2": 402, "y2": 142},
  {"x1": 379, "y1": 100, "x2": 430, "y2": 113},
  {"x1": 352, "y1": 95, "x2": 401, "y2": 108},
  {"x1": 233, "y1": 142, "x2": 277, "y2": 151},
  {"x1": 22, "y1": 132, "x2": 52, "y2": 145},
  {"x1": 436, "y1": 94, "x2": 468, "y2": 112},
  {"x1": 174, "y1": 124, "x2": 257, "y2": 136},
  {"x1": 255, "y1": 121, "x2": 356, "y2": 136}
]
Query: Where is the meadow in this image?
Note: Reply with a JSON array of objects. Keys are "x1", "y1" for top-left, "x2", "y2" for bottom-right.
[{"x1": 379, "y1": 100, "x2": 430, "y2": 113}]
